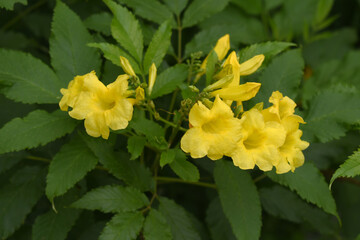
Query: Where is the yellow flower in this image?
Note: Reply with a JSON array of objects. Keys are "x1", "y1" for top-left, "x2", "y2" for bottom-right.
[
  {"x1": 230, "y1": 108, "x2": 286, "y2": 171},
  {"x1": 180, "y1": 96, "x2": 242, "y2": 160},
  {"x1": 120, "y1": 56, "x2": 136, "y2": 77},
  {"x1": 262, "y1": 91, "x2": 309, "y2": 173},
  {"x1": 239, "y1": 54, "x2": 265, "y2": 76},
  {"x1": 148, "y1": 63, "x2": 157, "y2": 95},
  {"x1": 59, "y1": 71, "x2": 133, "y2": 139},
  {"x1": 210, "y1": 82, "x2": 261, "y2": 102}
]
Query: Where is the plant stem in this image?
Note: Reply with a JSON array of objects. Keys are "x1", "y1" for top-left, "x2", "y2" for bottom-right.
[
  {"x1": 157, "y1": 116, "x2": 186, "y2": 132},
  {"x1": 176, "y1": 15, "x2": 182, "y2": 64},
  {"x1": 155, "y1": 176, "x2": 217, "y2": 189},
  {"x1": 26, "y1": 155, "x2": 50, "y2": 163},
  {"x1": 254, "y1": 173, "x2": 267, "y2": 183}
]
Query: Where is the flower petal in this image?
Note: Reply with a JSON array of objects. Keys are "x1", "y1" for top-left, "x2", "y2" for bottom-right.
[
  {"x1": 104, "y1": 98, "x2": 133, "y2": 130},
  {"x1": 84, "y1": 112, "x2": 110, "y2": 139}
]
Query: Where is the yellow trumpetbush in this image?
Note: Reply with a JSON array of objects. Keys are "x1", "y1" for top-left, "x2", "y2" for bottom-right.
[
  {"x1": 180, "y1": 95, "x2": 242, "y2": 160},
  {"x1": 210, "y1": 82, "x2": 261, "y2": 102},
  {"x1": 59, "y1": 72, "x2": 133, "y2": 140},
  {"x1": 230, "y1": 108, "x2": 286, "y2": 171},
  {"x1": 136, "y1": 86, "x2": 145, "y2": 102},
  {"x1": 120, "y1": 56, "x2": 136, "y2": 77},
  {"x1": 262, "y1": 91, "x2": 309, "y2": 173},
  {"x1": 239, "y1": 54, "x2": 265, "y2": 76},
  {"x1": 148, "y1": 63, "x2": 157, "y2": 95}
]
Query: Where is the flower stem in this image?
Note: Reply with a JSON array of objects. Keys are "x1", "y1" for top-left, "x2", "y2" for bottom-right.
[
  {"x1": 155, "y1": 176, "x2": 217, "y2": 189},
  {"x1": 157, "y1": 116, "x2": 187, "y2": 132}
]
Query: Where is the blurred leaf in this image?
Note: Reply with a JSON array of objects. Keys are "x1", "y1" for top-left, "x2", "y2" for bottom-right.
[
  {"x1": 206, "y1": 51, "x2": 218, "y2": 85},
  {"x1": 72, "y1": 185, "x2": 149, "y2": 213},
  {"x1": 314, "y1": 0, "x2": 334, "y2": 25},
  {"x1": 88, "y1": 42, "x2": 141, "y2": 74},
  {"x1": 163, "y1": 0, "x2": 188, "y2": 16},
  {"x1": 0, "y1": 110, "x2": 77, "y2": 155},
  {"x1": 169, "y1": 149, "x2": 200, "y2": 182},
  {"x1": 159, "y1": 197, "x2": 201, "y2": 240},
  {"x1": 160, "y1": 149, "x2": 176, "y2": 168},
  {"x1": 182, "y1": 0, "x2": 230, "y2": 28},
  {"x1": 105, "y1": 0, "x2": 143, "y2": 63},
  {"x1": 127, "y1": 136, "x2": 146, "y2": 160},
  {"x1": 99, "y1": 212, "x2": 144, "y2": 240},
  {"x1": 0, "y1": 0, "x2": 27, "y2": 10},
  {"x1": 0, "y1": 166, "x2": 45, "y2": 238},
  {"x1": 143, "y1": 209, "x2": 172, "y2": 240},
  {"x1": 267, "y1": 163, "x2": 339, "y2": 219},
  {"x1": 264, "y1": 0, "x2": 283, "y2": 11},
  {"x1": 46, "y1": 137, "x2": 98, "y2": 201},
  {"x1": 230, "y1": 0, "x2": 261, "y2": 15},
  {"x1": 0, "y1": 31, "x2": 28, "y2": 50},
  {"x1": 283, "y1": 0, "x2": 317, "y2": 35},
  {"x1": 150, "y1": 64, "x2": 188, "y2": 99},
  {"x1": 206, "y1": 197, "x2": 236, "y2": 240},
  {"x1": 50, "y1": 1, "x2": 101, "y2": 84},
  {"x1": 330, "y1": 148, "x2": 360, "y2": 188},
  {"x1": 0, "y1": 49, "x2": 61, "y2": 104},
  {"x1": 118, "y1": 0, "x2": 174, "y2": 26},
  {"x1": 84, "y1": 12, "x2": 112, "y2": 36},
  {"x1": 143, "y1": 20, "x2": 172, "y2": 71},
  {"x1": 214, "y1": 160, "x2": 261, "y2": 240},
  {"x1": 0, "y1": 152, "x2": 24, "y2": 174}
]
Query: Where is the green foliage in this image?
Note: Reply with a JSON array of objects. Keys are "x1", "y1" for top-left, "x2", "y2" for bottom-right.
[
  {"x1": 99, "y1": 212, "x2": 144, "y2": 240},
  {"x1": 267, "y1": 163, "x2": 339, "y2": 219},
  {"x1": 72, "y1": 185, "x2": 149, "y2": 213},
  {"x1": 214, "y1": 160, "x2": 261, "y2": 240},
  {"x1": 0, "y1": 110, "x2": 77, "y2": 154},
  {"x1": 160, "y1": 149, "x2": 176, "y2": 168},
  {"x1": 206, "y1": 51, "x2": 218, "y2": 85},
  {"x1": 0, "y1": 0, "x2": 26, "y2": 10},
  {"x1": 0, "y1": 166, "x2": 45, "y2": 238},
  {"x1": 169, "y1": 149, "x2": 200, "y2": 182},
  {"x1": 46, "y1": 137, "x2": 98, "y2": 201},
  {"x1": 127, "y1": 135, "x2": 146, "y2": 160},
  {"x1": 84, "y1": 12, "x2": 112, "y2": 36},
  {"x1": 0, "y1": 49, "x2": 61, "y2": 104},
  {"x1": 0, "y1": 152, "x2": 24, "y2": 174},
  {"x1": 50, "y1": 1, "x2": 101, "y2": 84},
  {"x1": 330, "y1": 148, "x2": 360, "y2": 188},
  {"x1": 163, "y1": 0, "x2": 188, "y2": 16},
  {"x1": 143, "y1": 209, "x2": 173, "y2": 240},
  {"x1": 230, "y1": 0, "x2": 261, "y2": 15},
  {"x1": 159, "y1": 197, "x2": 201, "y2": 240}
]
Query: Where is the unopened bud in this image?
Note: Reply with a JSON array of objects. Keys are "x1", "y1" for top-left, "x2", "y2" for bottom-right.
[
  {"x1": 148, "y1": 63, "x2": 157, "y2": 95},
  {"x1": 203, "y1": 74, "x2": 233, "y2": 92},
  {"x1": 120, "y1": 56, "x2": 136, "y2": 77}
]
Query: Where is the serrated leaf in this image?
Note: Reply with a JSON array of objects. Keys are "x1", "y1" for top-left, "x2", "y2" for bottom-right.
[
  {"x1": 84, "y1": 12, "x2": 112, "y2": 36},
  {"x1": 72, "y1": 185, "x2": 149, "y2": 213},
  {"x1": 150, "y1": 64, "x2": 188, "y2": 99},
  {"x1": 0, "y1": 166, "x2": 45, "y2": 238},
  {"x1": 127, "y1": 136, "x2": 146, "y2": 160},
  {"x1": 214, "y1": 160, "x2": 261, "y2": 240},
  {"x1": 169, "y1": 150, "x2": 200, "y2": 182},
  {"x1": 46, "y1": 137, "x2": 98, "y2": 201},
  {"x1": 267, "y1": 163, "x2": 339, "y2": 219},
  {"x1": 330, "y1": 148, "x2": 360, "y2": 188},
  {"x1": 105, "y1": 0, "x2": 143, "y2": 63},
  {"x1": 253, "y1": 49, "x2": 304, "y2": 105},
  {"x1": 143, "y1": 209, "x2": 172, "y2": 240},
  {"x1": 118, "y1": 0, "x2": 174, "y2": 26},
  {"x1": 163, "y1": 0, "x2": 188, "y2": 16},
  {"x1": 230, "y1": 0, "x2": 261, "y2": 15},
  {"x1": 160, "y1": 149, "x2": 176, "y2": 168},
  {"x1": 0, "y1": 49, "x2": 61, "y2": 104},
  {"x1": 82, "y1": 135, "x2": 155, "y2": 192},
  {"x1": 0, "y1": 0, "x2": 27, "y2": 10},
  {"x1": 88, "y1": 42, "x2": 141, "y2": 74},
  {"x1": 0, "y1": 110, "x2": 77, "y2": 154},
  {"x1": 159, "y1": 197, "x2": 201, "y2": 240},
  {"x1": 206, "y1": 197, "x2": 236, "y2": 240},
  {"x1": 50, "y1": 1, "x2": 101, "y2": 84},
  {"x1": 302, "y1": 90, "x2": 360, "y2": 142},
  {"x1": 99, "y1": 212, "x2": 144, "y2": 240},
  {"x1": 143, "y1": 21, "x2": 172, "y2": 71},
  {"x1": 182, "y1": 0, "x2": 229, "y2": 28}
]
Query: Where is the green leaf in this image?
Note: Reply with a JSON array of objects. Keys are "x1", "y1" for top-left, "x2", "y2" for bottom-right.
[
  {"x1": 50, "y1": 1, "x2": 101, "y2": 84},
  {"x1": 46, "y1": 137, "x2": 98, "y2": 201},
  {"x1": 330, "y1": 148, "x2": 360, "y2": 189},
  {"x1": 314, "y1": 0, "x2": 334, "y2": 25},
  {"x1": 163, "y1": 0, "x2": 188, "y2": 16},
  {"x1": 84, "y1": 12, "x2": 112, "y2": 36},
  {"x1": 150, "y1": 64, "x2": 188, "y2": 99},
  {"x1": 104, "y1": 0, "x2": 143, "y2": 63},
  {"x1": 182, "y1": 0, "x2": 230, "y2": 28},
  {"x1": 127, "y1": 136, "x2": 146, "y2": 160},
  {"x1": 302, "y1": 90, "x2": 360, "y2": 142},
  {"x1": 0, "y1": 0, "x2": 27, "y2": 10},
  {"x1": 160, "y1": 149, "x2": 176, "y2": 168},
  {"x1": 0, "y1": 152, "x2": 25, "y2": 174},
  {"x1": 159, "y1": 197, "x2": 201, "y2": 240},
  {"x1": 143, "y1": 209, "x2": 173, "y2": 240},
  {"x1": 214, "y1": 160, "x2": 261, "y2": 240},
  {"x1": 206, "y1": 50, "x2": 218, "y2": 86},
  {"x1": 0, "y1": 110, "x2": 77, "y2": 154},
  {"x1": 206, "y1": 197, "x2": 236, "y2": 240},
  {"x1": 0, "y1": 49, "x2": 61, "y2": 104},
  {"x1": 82, "y1": 135, "x2": 155, "y2": 192},
  {"x1": 72, "y1": 185, "x2": 149, "y2": 213},
  {"x1": 267, "y1": 163, "x2": 339, "y2": 219},
  {"x1": 143, "y1": 20, "x2": 172, "y2": 71},
  {"x1": 230, "y1": 0, "x2": 261, "y2": 15},
  {"x1": 118, "y1": 0, "x2": 174, "y2": 26},
  {"x1": 169, "y1": 150, "x2": 200, "y2": 182},
  {"x1": 88, "y1": 42, "x2": 141, "y2": 74},
  {"x1": 0, "y1": 166, "x2": 45, "y2": 238},
  {"x1": 99, "y1": 212, "x2": 144, "y2": 240},
  {"x1": 253, "y1": 49, "x2": 304, "y2": 105}
]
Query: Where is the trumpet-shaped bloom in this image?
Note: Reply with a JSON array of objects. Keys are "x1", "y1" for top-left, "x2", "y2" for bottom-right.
[
  {"x1": 181, "y1": 96, "x2": 242, "y2": 160},
  {"x1": 59, "y1": 72, "x2": 133, "y2": 139}
]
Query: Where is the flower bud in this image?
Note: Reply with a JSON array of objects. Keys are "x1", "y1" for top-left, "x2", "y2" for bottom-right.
[
  {"x1": 240, "y1": 54, "x2": 265, "y2": 76},
  {"x1": 120, "y1": 56, "x2": 136, "y2": 77},
  {"x1": 148, "y1": 63, "x2": 157, "y2": 95}
]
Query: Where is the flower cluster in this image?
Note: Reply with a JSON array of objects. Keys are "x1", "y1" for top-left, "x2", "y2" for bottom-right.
[{"x1": 180, "y1": 35, "x2": 309, "y2": 174}]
